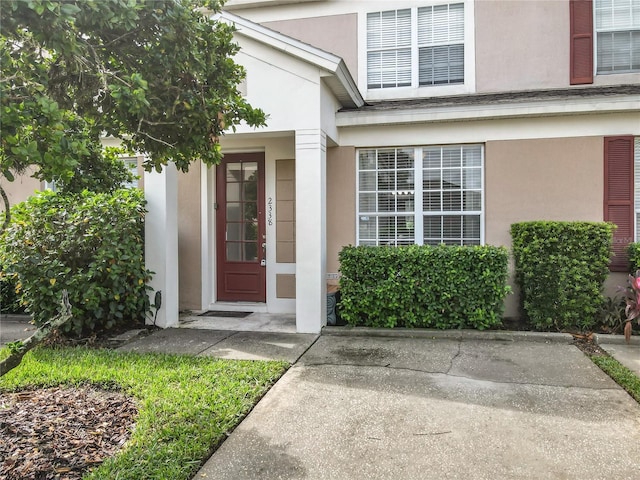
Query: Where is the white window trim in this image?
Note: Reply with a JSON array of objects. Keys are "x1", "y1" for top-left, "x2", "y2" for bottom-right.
[
  {"x1": 593, "y1": 0, "x2": 640, "y2": 76},
  {"x1": 357, "y1": 0, "x2": 476, "y2": 101},
  {"x1": 122, "y1": 156, "x2": 142, "y2": 189},
  {"x1": 355, "y1": 144, "x2": 485, "y2": 247}
]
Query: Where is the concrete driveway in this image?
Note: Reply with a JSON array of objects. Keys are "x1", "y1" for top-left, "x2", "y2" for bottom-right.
[
  {"x1": 199, "y1": 332, "x2": 640, "y2": 479},
  {"x1": 0, "y1": 315, "x2": 35, "y2": 346}
]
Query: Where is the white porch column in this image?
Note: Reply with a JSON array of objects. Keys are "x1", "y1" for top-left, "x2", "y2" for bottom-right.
[
  {"x1": 295, "y1": 129, "x2": 327, "y2": 333},
  {"x1": 144, "y1": 163, "x2": 179, "y2": 328}
]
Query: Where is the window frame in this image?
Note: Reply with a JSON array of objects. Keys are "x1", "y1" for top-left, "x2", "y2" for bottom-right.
[
  {"x1": 356, "y1": 144, "x2": 485, "y2": 247},
  {"x1": 358, "y1": 0, "x2": 476, "y2": 101},
  {"x1": 121, "y1": 156, "x2": 142, "y2": 189},
  {"x1": 44, "y1": 155, "x2": 142, "y2": 191},
  {"x1": 594, "y1": 0, "x2": 640, "y2": 75}
]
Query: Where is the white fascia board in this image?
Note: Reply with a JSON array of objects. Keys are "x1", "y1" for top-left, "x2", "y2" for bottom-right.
[
  {"x1": 336, "y1": 96, "x2": 640, "y2": 127},
  {"x1": 334, "y1": 60, "x2": 365, "y2": 108},
  {"x1": 217, "y1": 11, "x2": 363, "y2": 108},
  {"x1": 225, "y1": 0, "x2": 317, "y2": 10}
]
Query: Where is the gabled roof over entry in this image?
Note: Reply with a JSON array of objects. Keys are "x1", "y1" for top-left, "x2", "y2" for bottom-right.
[{"x1": 217, "y1": 11, "x2": 365, "y2": 109}]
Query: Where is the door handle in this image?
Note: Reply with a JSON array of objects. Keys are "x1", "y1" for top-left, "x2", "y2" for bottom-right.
[{"x1": 260, "y1": 242, "x2": 266, "y2": 267}]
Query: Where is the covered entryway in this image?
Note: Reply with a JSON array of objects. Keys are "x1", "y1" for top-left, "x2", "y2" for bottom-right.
[
  {"x1": 143, "y1": 11, "x2": 363, "y2": 332},
  {"x1": 216, "y1": 153, "x2": 266, "y2": 302}
]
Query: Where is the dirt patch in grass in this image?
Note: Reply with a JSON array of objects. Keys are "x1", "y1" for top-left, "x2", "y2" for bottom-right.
[{"x1": 0, "y1": 386, "x2": 137, "y2": 479}]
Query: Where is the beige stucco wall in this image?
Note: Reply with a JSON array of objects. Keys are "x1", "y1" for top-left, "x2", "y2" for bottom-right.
[
  {"x1": 0, "y1": 169, "x2": 42, "y2": 212},
  {"x1": 326, "y1": 145, "x2": 356, "y2": 282},
  {"x1": 475, "y1": 0, "x2": 569, "y2": 92},
  {"x1": 262, "y1": 13, "x2": 358, "y2": 78},
  {"x1": 177, "y1": 163, "x2": 202, "y2": 310},
  {"x1": 485, "y1": 136, "x2": 605, "y2": 316}
]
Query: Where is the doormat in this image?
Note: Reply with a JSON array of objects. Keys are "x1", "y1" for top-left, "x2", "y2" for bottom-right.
[{"x1": 198, "y1": 311, "x2": 253, "y2": 318}]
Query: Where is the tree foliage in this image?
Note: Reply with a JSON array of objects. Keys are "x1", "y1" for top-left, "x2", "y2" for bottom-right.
[
  {"x1": 1, "y1": 189, "x2": 152, "y2": 335},
  {"x1": 0, "y1": 0, "x2": 265, "y2": 189}
]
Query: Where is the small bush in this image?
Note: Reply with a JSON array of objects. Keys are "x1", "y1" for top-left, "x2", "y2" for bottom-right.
[
  {"x1": 597, "y1": 296, "x2": 626, "y2": 334},
  {"x1": 338, "y1": 244, "x2": 510, "y2": 329},
  {"x1": 628, "y1": 243, "x2": 640, "y2": 273},
  {"x1": 0, "y1": 189, "x2": 152, "y2": 334},
  {"x1": 510, "y1": 221, "x2": 614, "y2": 332}
]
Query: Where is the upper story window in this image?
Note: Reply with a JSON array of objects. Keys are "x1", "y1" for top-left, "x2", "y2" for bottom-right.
[
  {"x1": 366, "y1": 3, "x2": 464, "y2": 90},
  {"x1": 595, "y1": 0, "x2": 640, "y2": 73}
]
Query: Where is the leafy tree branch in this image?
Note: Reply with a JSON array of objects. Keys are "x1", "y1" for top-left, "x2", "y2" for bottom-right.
[{"x1": 1, "y1": 0, "x2": 266, "y2": 208}]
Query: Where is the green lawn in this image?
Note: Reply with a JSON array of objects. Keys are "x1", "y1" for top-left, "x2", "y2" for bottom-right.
[
  {"x1": 590, "y1": 354, "x2": 640, "y2": 404},
  {"x1": 0, "y1": 346, "x2": 288, "y2": 479}
]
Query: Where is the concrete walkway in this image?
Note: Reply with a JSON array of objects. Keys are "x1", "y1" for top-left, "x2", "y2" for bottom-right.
[
  {"x1": 2, "y1": 316, "x2": 640, "y2": 478},
  {"x1": 595, "y1": 333, "x2": 640, "y2": 377},
  {"x1": 197, "y1": 329, "x2": 640, "y2": 480},
  {"x1": 117, "y1": 327, "x2": 317, "y2": 363}
]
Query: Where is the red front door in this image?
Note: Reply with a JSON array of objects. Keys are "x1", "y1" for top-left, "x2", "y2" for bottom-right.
[{"x1": 216, "y1": 153, "x2": 266, "y2": 302}]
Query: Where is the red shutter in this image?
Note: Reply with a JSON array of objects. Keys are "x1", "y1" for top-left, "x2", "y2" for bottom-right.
[
  {"x1": 570, "y1": 0, "x2": 594, "y2": 85},
  {"x1": 604, "y1": 136, "x2": 634, "y2": 272}
]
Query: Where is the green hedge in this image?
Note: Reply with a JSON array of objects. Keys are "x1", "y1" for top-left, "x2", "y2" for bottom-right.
[
  {"x1": 628, "y1": 243, "x2": 640, "y2": 273},
  {"x1": 510, "y1": 221, "x2": 614, "y2": 332},
  {"x1": 338, "y1": 245, "x2": 510, "y2": 329},
  {"x1": 0, "y1": 189, "x2": 152, "y2": 334}
]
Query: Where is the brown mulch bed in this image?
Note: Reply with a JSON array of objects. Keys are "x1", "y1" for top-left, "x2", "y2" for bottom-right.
[
  {"x1": 0, "y1": 386, "x2": 137, "y2": 480},
  {"x1": 572, "y1": 333, "x2": 609, "y2": 356}
]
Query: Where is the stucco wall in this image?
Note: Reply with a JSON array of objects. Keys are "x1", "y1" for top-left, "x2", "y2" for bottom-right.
[
  {"x1": 0, "y1": 168, "x2": 41, "y2": 211},
  {"x1": 326, "y1": 145, "x2": 356, "y2": 282},
  {"x1": 475, "y1": 0, "x2": 569, "y2": 92},
  {"x1": 177, "y1": 163, "x2": 202, "y2": 310},
  {"x1": 485, "y1": 136, "x2": 604, "y2": 316},
  {"x1": 234, "y1": 36, "x2": 321, "y2": 136},
  {"x1": 262, "y1": 13, "x2": 358, "y2": 79}
]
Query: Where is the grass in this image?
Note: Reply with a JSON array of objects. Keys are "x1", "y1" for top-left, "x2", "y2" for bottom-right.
[
  {"x1": 590, "y1": 354, "x2": 640, "y2": 404},
  {"x1": 0, "y1": 346, "x2": 288, "y2": 479}
]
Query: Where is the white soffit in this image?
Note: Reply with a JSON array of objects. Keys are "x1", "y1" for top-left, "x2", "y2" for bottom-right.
[{"x1": 216, "y1": 11, "x2": 364, "y2": 109}]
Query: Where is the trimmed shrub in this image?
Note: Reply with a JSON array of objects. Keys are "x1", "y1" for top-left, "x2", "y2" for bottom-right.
[
  {"x1": 510, "y1": 221, "x2": 614, "y2": 332},
  {"x1": 338, "y1": 244, "x2": 510, "y2": 329},
  {"x1": 0, "y1": 189, "x2": 152, "y2": 334},
  {"x1": 628, "y1": 243, "x2": 640, "y2": 273}
]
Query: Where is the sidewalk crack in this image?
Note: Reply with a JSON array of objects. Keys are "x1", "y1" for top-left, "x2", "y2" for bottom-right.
[
  {"x1": 298, "y1": 361, "x2": 620, "y2": 391},
  {"x1": 195, "y1": 330, "x2": 239, "y2": 355},
  {"x1": 446, "y1": 339, "x2": 462, "y2": 375}
]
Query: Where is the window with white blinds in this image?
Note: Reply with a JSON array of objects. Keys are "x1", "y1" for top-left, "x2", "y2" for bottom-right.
[
  {"x1": 595, "y1": 0, "x2": 640, "y2": 73},
  {"x1": 357, "y1": 145, "x2": 483, "y2": 246},
  {"x1": 367, "y1": 9, "x2": 412, "y2": 88},
  {"x1": 418, "y1": 4, "x2": 464, "y2": 85},
  {"x1": 366, "y1": 3, "x2": 465, "y2": 89}
]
